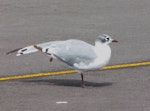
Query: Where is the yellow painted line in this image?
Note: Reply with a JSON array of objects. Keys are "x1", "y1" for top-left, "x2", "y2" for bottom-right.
[
  {"x1": 0, "y1": 61, "x2": 150, "y2": 81},
  {"x1": 101, "y1": 61, "x2": 150, "y2": 70}
]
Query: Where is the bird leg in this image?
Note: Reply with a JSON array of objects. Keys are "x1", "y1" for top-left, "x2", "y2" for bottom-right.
[
  {"x1": 49, "y1": 57, "x2": 53, "y2": 62},
  {"x1": 81, "y1": 72, "x2": 85, "y2": 88}
]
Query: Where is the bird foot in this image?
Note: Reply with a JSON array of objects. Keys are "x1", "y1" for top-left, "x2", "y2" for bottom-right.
[{"x1": 81, "y1": 85, "x2": 85, "y2": 88}]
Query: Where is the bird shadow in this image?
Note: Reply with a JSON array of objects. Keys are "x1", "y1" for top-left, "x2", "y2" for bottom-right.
[{"x1": 19, "y1": 79, "x2": 113, "y2": 88}]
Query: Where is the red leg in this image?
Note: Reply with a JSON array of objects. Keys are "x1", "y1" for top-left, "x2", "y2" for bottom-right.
[{"x1": 81, "y1": 72, "x2": 85, "y2": 88}]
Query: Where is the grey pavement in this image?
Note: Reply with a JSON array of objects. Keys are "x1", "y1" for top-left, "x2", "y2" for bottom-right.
[{"x1": 0, "y1": 0, "x2": 150, "y2": 111}]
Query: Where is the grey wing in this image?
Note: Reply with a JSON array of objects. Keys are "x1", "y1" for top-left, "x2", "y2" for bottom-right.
[{"x1": 37, "y1": 39, "x2": 97, "y2": 66}]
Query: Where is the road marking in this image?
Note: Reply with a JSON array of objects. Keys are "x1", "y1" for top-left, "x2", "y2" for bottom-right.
[
  {"x1": 56, "y1": 101, "x2": 68, "y2": 104},
  {"x1": 0, "y1": 61, "x2": 150, "y2": 81}
]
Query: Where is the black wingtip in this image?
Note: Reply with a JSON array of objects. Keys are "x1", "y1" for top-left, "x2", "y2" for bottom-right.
[{"x1": 6, "y1": 48, "x2": 22, "y2": 55}]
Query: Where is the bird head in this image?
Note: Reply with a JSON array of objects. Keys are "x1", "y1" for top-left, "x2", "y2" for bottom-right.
[{"x1": 96, "y1": 34, "x2": 118, "y2": 44}]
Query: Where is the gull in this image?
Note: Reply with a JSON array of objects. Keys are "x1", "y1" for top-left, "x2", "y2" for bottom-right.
[{"x1": 6, "y1": 34, "x2": 118, "y2": 87}]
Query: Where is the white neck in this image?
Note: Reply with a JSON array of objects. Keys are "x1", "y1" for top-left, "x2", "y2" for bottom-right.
[
  {"x1": 95, "y1": 40, "x2": 106, "y2": 47},
  {"x1": 94, "y1": 40, "x2": 111, "y2": 65}
]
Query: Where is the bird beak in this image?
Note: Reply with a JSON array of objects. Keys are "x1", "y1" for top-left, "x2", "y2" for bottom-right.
[{"x1": 112, "y1": 40, "x2": 118, "y2": 43}]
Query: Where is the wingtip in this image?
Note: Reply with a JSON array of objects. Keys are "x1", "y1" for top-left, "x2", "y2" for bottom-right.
[{"x1": 6, "y1": 48, "x2": 22, "y2": 55}]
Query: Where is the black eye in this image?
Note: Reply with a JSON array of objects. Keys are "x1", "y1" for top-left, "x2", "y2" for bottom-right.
[{"x1": 106, "y1": 37, "x2": 109, "y2": 41}]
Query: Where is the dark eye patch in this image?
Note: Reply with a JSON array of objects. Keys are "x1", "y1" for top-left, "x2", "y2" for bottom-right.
[{"x1": 106, "y1": 37, "x2": 109, "y2": 41}]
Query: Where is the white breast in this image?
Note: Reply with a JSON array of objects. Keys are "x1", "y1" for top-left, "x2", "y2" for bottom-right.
[{"x1": 93, "y1": 44, "x2": 111, "y2": 68}]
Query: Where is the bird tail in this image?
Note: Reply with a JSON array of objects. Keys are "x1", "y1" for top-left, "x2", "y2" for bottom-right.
[{"x1": 6, "y1": 45, "x2": 39, "y2": 56}]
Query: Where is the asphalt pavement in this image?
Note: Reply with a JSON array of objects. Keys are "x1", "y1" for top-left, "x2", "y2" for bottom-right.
[{"x1": 0, "y1": 0, "x2": 150, "y2": 111}]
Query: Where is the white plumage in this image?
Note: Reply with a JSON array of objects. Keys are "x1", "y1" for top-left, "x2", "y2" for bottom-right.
[{"x1": 7, "y1": 34, "x2": 118, "y2": 87}]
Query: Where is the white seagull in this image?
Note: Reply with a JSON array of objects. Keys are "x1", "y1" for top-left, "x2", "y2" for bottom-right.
[{"x1": 7, "y1": 34, "x2": 118, "y2": 87}]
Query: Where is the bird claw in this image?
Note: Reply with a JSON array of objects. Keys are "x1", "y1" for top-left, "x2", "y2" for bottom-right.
[{"x1": 81, "y1": 85, "x2": 85, "y2": 88}]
